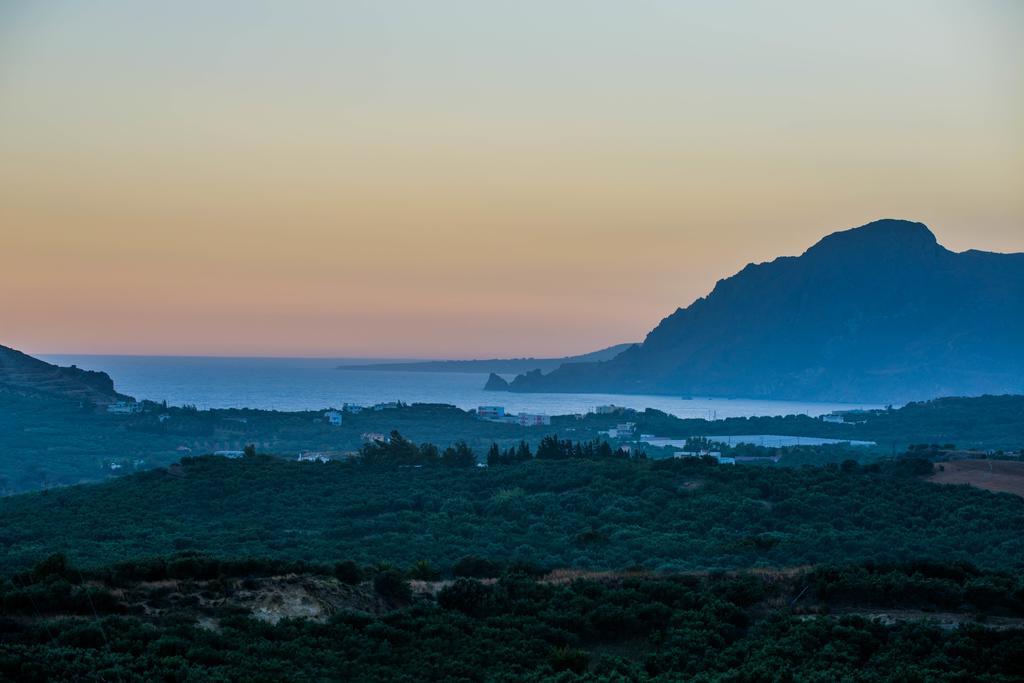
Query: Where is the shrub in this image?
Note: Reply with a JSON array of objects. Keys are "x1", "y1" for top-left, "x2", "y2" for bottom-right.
[
  {"x1": 335, "y1": 561, "x2": 363, "y2": 585},
  {"x1": 452, "y1": 556, "x2": 501, "y2": 579},
  {"x1": 408, "y1": 560, "x2": 440, "y2": 581},
  {"x1": 438, "y1": 578, "x2": 491, "y2": 617},
  {"x1": 374, "y1": 569, "x2": 411, "y2": 603}
]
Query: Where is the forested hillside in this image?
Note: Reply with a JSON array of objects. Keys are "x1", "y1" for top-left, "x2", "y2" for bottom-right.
[
  {"x1": 3, "y1": 556, "x2": 1022, "y2": 681},
  {"x1": 3, "y1": 455, "x2": 1022, "y2": 574}
]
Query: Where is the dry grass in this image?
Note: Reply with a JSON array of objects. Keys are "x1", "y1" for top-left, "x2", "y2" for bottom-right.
[{"x1": 927, "y1": 459, "x2": 1024, "y2": 498}]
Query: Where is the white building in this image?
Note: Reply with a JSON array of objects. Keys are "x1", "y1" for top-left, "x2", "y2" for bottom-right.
[
  {"x1": 373, "y1": 401, "x2": 399, "y2": 411},
  {"x1": 599, "y1": 422, "x2": 637, "y2": 440},
  {"x1": 298, "y1": 452, "x2": 332, "y2": 463},
  {"x1": 518, "y1": 413, "x2": 551, "y2": 427},
  {"x1": 674, "y1": 450, "x2": 734, "y2": 465},
  {"x1": 106, "y1": 400, "x2": 141, "y2": 415},
  {"x1": 324, "y1": 410, "x2": 343, "y2": 426},
  {"x1": 478, "y1": 406, "x2": 506, "y2": 419},
  {"x1": 214, "y1": 450, "x2": 245, "y2": 459},
  {"x1": 595, "y1": 404, "x2": 619, "y2": 415},
  {"x1": 343, "y1": 403, "x2": 365, "y2": 414},
  {"x1": 821, "y1": 413, "x2": 845, "y2": 424}
]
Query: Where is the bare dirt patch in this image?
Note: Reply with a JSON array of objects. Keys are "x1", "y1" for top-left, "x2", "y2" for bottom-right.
[
  {"x1": 927, "y1": 459, "x2": 1024, "y2": 498},
  {"x1": 822, "y1": 609, "x2": 1024, "y2": 631},
  {"x1": 115, "y1": 574, "x2": 391, "y2": 627}
]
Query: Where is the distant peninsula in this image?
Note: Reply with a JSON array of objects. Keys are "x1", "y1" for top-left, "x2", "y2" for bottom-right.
[
  {"x1": 337, "y1": 343, "x2": 635, "y2": 374},
  {"x1": 0, "y1": 344, "x2": 130, "y2": 405}
]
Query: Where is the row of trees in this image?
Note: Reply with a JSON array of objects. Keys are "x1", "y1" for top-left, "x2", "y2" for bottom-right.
[
  {"x1": 359, "y1": 431, "x2": 478, "y2": 466},
  {"x1": 359, "y1": 431, "x2": 634, "y2": 467}
]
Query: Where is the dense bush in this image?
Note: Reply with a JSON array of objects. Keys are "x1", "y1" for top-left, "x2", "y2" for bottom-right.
[
  {"x1": 2, "y1": 559, "x2": 1022, "y2": 681},
  {"x1": 2, "y1": 456, "x2": 1022, "y2": 574},
  {"x1": 452, "y1": 556, "x2": 502, "y2": 579},
  {"x1": 373, "y1": 569, "x2": 411, "y2": 603}
]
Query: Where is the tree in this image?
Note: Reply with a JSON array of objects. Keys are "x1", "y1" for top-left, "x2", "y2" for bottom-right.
[
  {"x1": 515, "y1": 440, "x2": 532, "y2": 461},
  {"x1": 408, "y1": 560, "x2": 440, "y2": 581},
  {"x1": 418, "y1": 443, "x2": 440, "y2": 464},
  {"x1": 486, "y1": 443, "x2": 501, "y2": 466},
  {"x1": 438, "y1": 578, "x2": 491, "y2": 617},
  {"x1": 335, "y1": 561, "x2": 363, "y2": 585},
  {"x1": 442, "y1": 441, "x2": 476, "y2": 468},
  {"x1": 374, "y1": 569, "x2": 411, "y2": 603},
  {"x1": 452, "y1": 555, "x2": 500, "y2": 578}
]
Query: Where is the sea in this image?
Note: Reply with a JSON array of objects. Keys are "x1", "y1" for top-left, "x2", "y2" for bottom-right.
[
  {"x1": 642, "y1": 435, "x2": 877, "y2": 449},
  {"x1": 41, "y1": 355, "x2": 882, "y2": 420}
]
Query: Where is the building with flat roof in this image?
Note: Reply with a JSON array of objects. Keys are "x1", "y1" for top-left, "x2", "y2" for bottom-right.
[
  {"x1": 518, "y1": 413, "x2": 551, "y2": 426},
  {"x1": 478, "y1": 406, "x2": 506, "y2": 419}
]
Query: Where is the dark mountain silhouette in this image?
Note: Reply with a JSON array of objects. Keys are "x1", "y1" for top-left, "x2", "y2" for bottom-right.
[
  {"x1": 340, "y1": 342, "x2": 636, "y2": 374},
  {"x1": 0, "y1": 344, "x2": 129, "y2": 404},
  {"x1": 494, "y1": 219, "x2": 1024, "y2": 403},
  {"x1": 484, "y1": 373, "x2": 510, "y2": 390}
]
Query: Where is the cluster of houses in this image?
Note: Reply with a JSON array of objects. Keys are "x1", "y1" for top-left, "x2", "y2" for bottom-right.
[{"x1": 476, "y1": 406, "x2": 552, "y2": 427}]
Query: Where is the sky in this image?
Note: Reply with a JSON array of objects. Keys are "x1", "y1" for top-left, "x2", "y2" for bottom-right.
[{"x1": 1, "y1": 1, "x2": 1021, "y2": 359}]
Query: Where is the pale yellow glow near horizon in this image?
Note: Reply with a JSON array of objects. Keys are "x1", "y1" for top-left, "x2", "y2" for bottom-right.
[{"x1": 1, "y1": 1, "x2": 1021, "y2": 358}]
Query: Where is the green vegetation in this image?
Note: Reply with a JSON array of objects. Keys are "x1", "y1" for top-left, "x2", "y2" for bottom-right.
[
  {"x1": 3, "y1": 389, "x2": 1022, "y2": 494},
  {"x1": 0, "y1": 393, "x2": 535, "y2": 493},
  {"x1": 2, "y1": 555, "x2": 1022, "y2": 681},
  {"x1": 3, "y1": 396, "x2": 1024, "y2": 679},
  {"x1": 2, "y1": 453, "x2": 1022, "y2": 574},
  {"x1": 617, "y1": 394, "x2": 1024, "y2": 451}
]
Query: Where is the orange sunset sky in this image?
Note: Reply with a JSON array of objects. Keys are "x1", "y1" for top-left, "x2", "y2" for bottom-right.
[{"x1": 1, "y1": 1, "x2": 1022, "y2": 358}]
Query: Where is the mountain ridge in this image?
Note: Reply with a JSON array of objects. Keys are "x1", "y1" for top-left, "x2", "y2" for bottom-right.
[{"x1": 493, "y1": 219, "x2": 1024, "y2": 403}]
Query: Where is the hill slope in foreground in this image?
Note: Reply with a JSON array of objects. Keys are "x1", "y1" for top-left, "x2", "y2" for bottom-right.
[
  {"x1": 2, "y1": 455, "x2": 1023, "y2": 679},
  {"x1": 498, "y1": 219, "x2": 1024, "y2": 403},
  {"x1": 3, "y1": 555, "x2": 1022, "y2": 680}
]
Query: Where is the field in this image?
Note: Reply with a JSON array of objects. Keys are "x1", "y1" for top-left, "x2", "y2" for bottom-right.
[{"x1": 929, "y1": 459, "x2": 1024, "y2": 498}]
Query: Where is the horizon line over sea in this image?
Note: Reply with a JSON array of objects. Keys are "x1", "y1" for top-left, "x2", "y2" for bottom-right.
[{"x1": 41, "y1": 354, "x2": 884, "y2": 420}]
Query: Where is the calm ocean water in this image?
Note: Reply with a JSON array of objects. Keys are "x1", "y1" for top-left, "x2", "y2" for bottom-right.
[{"x1": 41, "y1": 355, "x2": 881, "y2": 419}]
